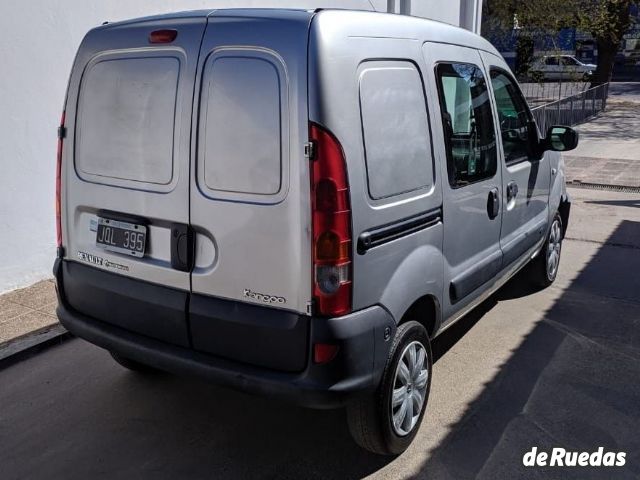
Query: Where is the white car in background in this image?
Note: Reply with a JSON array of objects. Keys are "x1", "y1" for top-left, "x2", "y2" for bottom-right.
[{"x1": 531, "y1": 55, "x2": 596, "y2": 81}]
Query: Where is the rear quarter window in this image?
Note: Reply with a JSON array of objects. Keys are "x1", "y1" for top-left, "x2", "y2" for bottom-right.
[{"x1": 358, "y1": 61, "x2": 433, "y2": 200}]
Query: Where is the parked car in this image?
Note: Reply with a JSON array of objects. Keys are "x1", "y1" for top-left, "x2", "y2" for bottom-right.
[
  {"x1": 54, "y1": 8, "x2": 577, "y2": 455},
  {"x1": 530, "y1": 54, "x2": 596, "y2": 81}
]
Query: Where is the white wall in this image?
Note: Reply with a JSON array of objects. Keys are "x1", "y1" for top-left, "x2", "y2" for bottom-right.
[
  {"x1": 386, "y1": 0, "x2": 482, "y2": 33},
  {"x1": 0, "y1": 0, "x2": 477, "y2": 294}
]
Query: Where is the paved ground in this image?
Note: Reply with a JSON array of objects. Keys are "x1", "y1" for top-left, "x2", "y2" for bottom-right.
[
  {"x1": 0, "y1": 280, "x2": 58, "y2": 348},
  {"x1": 1, "y1": 186, "x2": 639, "y2": 479},
  {"x1": 563, "y1": 84, "x2": 640, "y2": 187},
  {"x1": 608, "y1": 82, "x2": 640, "y2": 102}
]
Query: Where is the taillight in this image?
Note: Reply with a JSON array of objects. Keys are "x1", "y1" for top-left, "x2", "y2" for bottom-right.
[
  {"x1": 56, "y1": 111, "x2": 65, "y2": 249},
  {"x1": 309, "y1": 123, "x2": 352, "y2": 316}
]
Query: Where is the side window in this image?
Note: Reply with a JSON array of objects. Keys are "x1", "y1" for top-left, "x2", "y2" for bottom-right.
[
  {"x1": 359, "y1": 61, "x2": 433, "y2": 200},
  {"x1": 546, "y1": 57, "x2": 559, "y2": 66},
  {"x1": 490, "y1": 69, "x2": 534, "y2": 165},
  {"x1": 435, "y1": 63, "x2": 497, "y2": 188}
]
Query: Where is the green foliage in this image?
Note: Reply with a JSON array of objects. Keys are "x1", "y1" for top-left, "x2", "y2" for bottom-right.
[
  {"x1": 484, "y1": 0, "x2": 638, "y2": 83},
  {"x1": 485, "y1": 0, "x2": 636, "y2": 38},
  {"x1": 577, "y1": 0, "x2": 636, "y2": 43},
  {"x1": 485, "y1": 0, "x2": 579, "y2": 34}
]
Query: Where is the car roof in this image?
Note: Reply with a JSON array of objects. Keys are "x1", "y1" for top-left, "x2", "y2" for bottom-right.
[{"x1": 95, "y1": 8, "x2": 500, "y2": 57}]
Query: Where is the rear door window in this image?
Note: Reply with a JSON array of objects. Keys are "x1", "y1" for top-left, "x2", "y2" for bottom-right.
[
  {"x1": 435, "y1": 63, "x2": 497, "y2": 188},
  {"x1": 75, "y1": 55, "x2": 180, "y2": 189},
  {"x1": 358, "y1": 61, "x2": 434, "y2": 200},
  {"x1": 197, "y1": 50, "x2": 287, "y2": 203}
]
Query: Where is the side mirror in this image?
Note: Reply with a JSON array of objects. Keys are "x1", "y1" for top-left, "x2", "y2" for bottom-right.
[{"x1": 544, "y1": 126, "x2": 579, "y2": 152}]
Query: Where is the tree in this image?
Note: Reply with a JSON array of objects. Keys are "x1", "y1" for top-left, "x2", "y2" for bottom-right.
[
  {"x1": 484, "y1": 0, "x2": 637, "y2": 85},
  {"x1": 579, "y1": 0, "x2": 637, "y2": 84}
]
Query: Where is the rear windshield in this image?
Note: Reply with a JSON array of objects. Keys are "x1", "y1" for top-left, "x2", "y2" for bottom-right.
[{"x1": 75, "y1": 56, "x2": 179, "y2": 186}]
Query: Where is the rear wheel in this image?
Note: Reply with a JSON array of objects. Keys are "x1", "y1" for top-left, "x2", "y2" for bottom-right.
[
  {"x1": 110, "y1": 352, "x2": 159, "y2": 373},
  {"x1": 347, "y1": 321, "x2": 432, "y2": 455},
  {"x1": 530, "y1": 212, "x2": 563, "y2": 287}
]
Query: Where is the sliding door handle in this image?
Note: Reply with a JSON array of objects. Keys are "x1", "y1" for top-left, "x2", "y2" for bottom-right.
[{"x1": 487, "y1": 188, "x2": 500, "y2": 220}]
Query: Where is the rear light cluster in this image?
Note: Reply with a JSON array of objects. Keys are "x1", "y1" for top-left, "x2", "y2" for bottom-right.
[
  {"x1": 56, "y1": 111, "x2": 65, "y2": 249},
  {"x1": 309, "y1": 123, "x2": 352, "y2": 317}
]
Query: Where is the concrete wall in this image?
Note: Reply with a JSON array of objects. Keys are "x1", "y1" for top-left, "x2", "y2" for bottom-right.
[{"x1": 0, "y1": 0, "x2": 479, "y2": 293}]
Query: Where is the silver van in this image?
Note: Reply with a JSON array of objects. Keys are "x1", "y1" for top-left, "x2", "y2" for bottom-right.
[{"x1": 54, "y1": 8, "x2": 577, "y2": 455}]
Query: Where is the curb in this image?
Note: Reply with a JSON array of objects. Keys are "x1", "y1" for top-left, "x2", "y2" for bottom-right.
[
  {"x1": 0, "y1": 324, "x2": 72, "y2": 370},
  {"x1": 566, "y1": 181, "x2": 640, "y2": 193}
]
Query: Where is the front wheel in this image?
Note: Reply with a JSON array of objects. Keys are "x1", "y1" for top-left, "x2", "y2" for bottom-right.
[
  {"x1": 530, "y1": 212, "x2": 564, "y2": 287},
  {"x1": 347, "y1": 321, "x2": 432, "y2": 455}
]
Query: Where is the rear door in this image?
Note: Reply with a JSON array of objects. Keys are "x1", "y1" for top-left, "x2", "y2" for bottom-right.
[
  {"x1": 64, "y1": 17, "x2": 207, "y2": 291},
  {"x1": 481, "y1": 52, "x2": 550, "y2": 270},
  {"x1": 424, "y1": 43, "x2": 503, "y2": 323},
  {"x1": 189, "y1": 11, "x2": 312, "y2": 314}
]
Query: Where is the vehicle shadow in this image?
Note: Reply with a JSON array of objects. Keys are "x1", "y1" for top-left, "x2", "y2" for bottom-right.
[{"x1": 410, "y1": 220, "x2": 640, "y2": 479}]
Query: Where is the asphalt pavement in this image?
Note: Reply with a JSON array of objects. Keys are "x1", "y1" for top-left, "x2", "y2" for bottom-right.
[{"x1": 1, "y1": 187, "x2": 639, "y2": 479}]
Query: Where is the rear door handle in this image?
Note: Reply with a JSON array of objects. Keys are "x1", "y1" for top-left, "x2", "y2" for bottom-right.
[
  {"x1": 487, "y1": 188, "x2": 500, "y2": 219},
  {"x1": 171, "y1": 223, "x2": 194, "y2": 272}
]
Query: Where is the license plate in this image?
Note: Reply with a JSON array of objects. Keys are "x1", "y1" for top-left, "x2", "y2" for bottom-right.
[{"x1": 96, "y1": 217, "x2": 147, "y2": 258}]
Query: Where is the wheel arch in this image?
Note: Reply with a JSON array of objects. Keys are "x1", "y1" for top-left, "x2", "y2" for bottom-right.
[
  {"x1": 377, "y1": 244, "x2": 444, "y2": 337},
  {"x1": 399, "y1": 294, "x2": 441, "y2": 339}
]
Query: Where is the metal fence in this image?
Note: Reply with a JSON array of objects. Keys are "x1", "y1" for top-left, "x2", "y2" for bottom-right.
[
  {"x1": 530, "y1": 82, "x2": 609, "y2": 133},
  {"x1": 520, "y1": 81, "x2": 593, "y2": 108}
]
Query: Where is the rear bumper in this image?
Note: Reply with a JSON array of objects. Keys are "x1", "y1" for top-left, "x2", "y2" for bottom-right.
[{"x1": 54, "y1": 259, "x2": 395, "y2": 408}]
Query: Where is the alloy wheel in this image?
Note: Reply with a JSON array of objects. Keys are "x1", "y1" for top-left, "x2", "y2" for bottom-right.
[
  {"x1": 391, "y1": 340, "x2": 429, "y2": 436},
  {"x1": 546, "y1": 219, "x2": 562, "y2": 280}
]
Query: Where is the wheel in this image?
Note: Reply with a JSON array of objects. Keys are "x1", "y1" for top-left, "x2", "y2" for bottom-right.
[
  {"x1": 110, "y1": 351, "x2": 159, "y2": 373},
  {"x1": 530, "y1": 212, "x2": 563, "y2": 287},
  {"x1": 347, "y1": 321, "x2": 432, "y2": 455}
]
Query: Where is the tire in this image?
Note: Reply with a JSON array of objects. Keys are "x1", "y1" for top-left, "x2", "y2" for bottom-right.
[
  {"x1": 347, "y1": 320, "x2": 432, "y2": 456},
  {"x1": 110, "y1": 351, "x2": 159, "y2": 373},
  {"x1": 530, "y1": 212, "x2": 563, "y2": 288}
]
